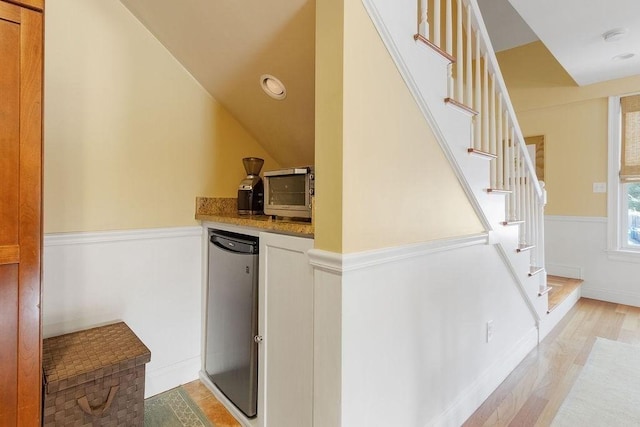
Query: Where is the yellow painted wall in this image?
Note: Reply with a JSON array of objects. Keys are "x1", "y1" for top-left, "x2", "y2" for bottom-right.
[
  {"x1": 314, "y1": 0, "x2": 344, "y2": 253},
  {"x1": 498, "y1": 42, "x2": 640, "y2": 113},
  {"x1": 517, "y1": 100, "x2": 608, "y2": 216},
  {"x1": 498, "y1": 41, "x2": 640, "y2": 216},
  {"x1": 44, "y1": 0, "x2": 278, "y2": 233},
  {"x1": 338, "y1": 1, "x2": 483, "y2": 253}
]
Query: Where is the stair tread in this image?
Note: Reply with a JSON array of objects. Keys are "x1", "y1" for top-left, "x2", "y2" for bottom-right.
[
  {"x1": 529, "y1": 266, "x2": 545, "y2": 277},
  {"x1": 444, "y1": 98, "x2": 478, "y2": 116},
  {"x1": 547, "y1": 275, "x2": 584, "y2": 313},
  {"x1": 467, "y1": 148, "x2": 497, "y2": 160},
  {"x1": 413, "y1": 33, "x2": 456, "y2": 63},
  {"x1": 487, "y1": 188, "x2": 512, "y2": 194},
  {"x1": 516, "y1": 244, "x2": 535, "y2": 253},
  {"x1": 538, "y1": 286, "x2": 552, "y2": 296},
  {"x1": 502, "y1": 219, "x2": 525, "y2": 226}
]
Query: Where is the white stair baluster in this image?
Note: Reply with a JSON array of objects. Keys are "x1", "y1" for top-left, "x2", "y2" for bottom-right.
[
  {"x1": 465, "y1": 5, "x2": 472, "y2": 107},
  {"x1": 434, "y1": 0, "x2": 441, "y2": 48},
  {"x1": 455, "y1": 0, "x2": 463, "y2": 102},
  {"x1": 537, "y1": 181, "x2": 546, "y2": 277},
  {"x1": 446, "y1": 0, "x2": 453, "y2": 98},
  {"x1": 489, "y1": 73, "x2": 496, "y2": 188},
  {"x1": 445, "y1": 0, "x2": 452, "y2": 54},
  {"x1": 525, "y1": 171, "x2": 531, "y2": 245},
  {"x1": 531, "y1": 177, "x2": 536, "y2": 247},
  {"x1": 524, "y1": 174, "x2": 528, "y2": 244},
  {"x1": 419, "y1": 0, "x2": 429, "y2": 38},
  {"x1": 509, "y1": 126, "x2": 522, "y2": 221},
  {"x1": 497, "y1": 95, "x2": 503, "y2": 189},
  {"x1": 474, "y1": 30, "x2": 481, "y2": 150},
  {"x1": 529, "y1": 174, "x2": 534, "y2": 246},
  {"x1": 509, "y1": 127, "x2": 522, "y2": 221},
  {"x1": 504, "y1": 113, "x2": 511, "y2": 218},
  {"x1": 482, "y1": 54, "x2": 489, "y2": 153},
  {"x1": 518, "y1": 151, "x2": 525, "y2": 241}
]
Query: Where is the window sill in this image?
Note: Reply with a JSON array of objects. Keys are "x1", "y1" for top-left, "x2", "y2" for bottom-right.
[{"x1": 607, "y1": 249, "x2": 640, "y2": 263}]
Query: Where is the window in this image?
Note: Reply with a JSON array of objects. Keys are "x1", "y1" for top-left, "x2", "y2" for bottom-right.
[
  {"x1": 627, "y1": 183, "x2": 640, "y2": 247},
  {"x1": 608, "y1": 94, "x2": 640, "y2": 261}
]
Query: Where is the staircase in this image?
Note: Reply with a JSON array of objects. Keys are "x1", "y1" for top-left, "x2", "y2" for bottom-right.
[{"x1": 362, "y1": 0, "x2": 550, "y2": 321}]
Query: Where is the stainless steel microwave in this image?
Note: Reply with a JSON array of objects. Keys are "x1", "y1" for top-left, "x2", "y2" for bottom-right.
[{"x1": 263, "y1": 167, "x2": 314, "y2": 219}]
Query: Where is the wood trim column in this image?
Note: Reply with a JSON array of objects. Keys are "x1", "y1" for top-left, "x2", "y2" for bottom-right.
[
  {"x1": 17, "y1": 5, "x2": 43, "y2": 426},
  {"x1": 2, "y1": 0, "x2": 42, "y2": 12}
]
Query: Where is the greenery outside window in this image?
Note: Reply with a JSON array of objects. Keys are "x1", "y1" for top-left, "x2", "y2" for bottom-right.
[
  {"x1": 608, "y1": 94, "x2": 640, "y2": 261},
  {"x1": 625, "y1": 183, "x2": 640, "y2": 248}
]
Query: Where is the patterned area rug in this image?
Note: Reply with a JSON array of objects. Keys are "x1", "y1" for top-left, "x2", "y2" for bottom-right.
[{"x1": 145, "y1": 386, "x2": 214, "y2": 427}]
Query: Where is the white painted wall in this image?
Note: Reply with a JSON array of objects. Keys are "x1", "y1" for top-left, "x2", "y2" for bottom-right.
[
  {"x1": 310, "y1": 236, "x2": 538, "y2": 427},
  {"x1": 43, "y1": 227, "x2": 203, "y2": 397},
  {"x1": 545, "y1": 216, "x2": 640, "y2": 307}
]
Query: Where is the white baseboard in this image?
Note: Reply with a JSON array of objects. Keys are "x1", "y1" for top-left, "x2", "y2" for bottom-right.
[
  {"x1": 427, "y1": 327, "x2": 538, "y2": 427},
  {"x1": 581, "y1": 287, "x2": 640, "y2": 308},
  {"x1": 146, "y1": 355, "x2": 201, "y2": 398}
]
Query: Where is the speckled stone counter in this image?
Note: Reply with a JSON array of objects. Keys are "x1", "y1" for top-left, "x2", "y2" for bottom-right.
[{"x1": 195, "y1": 197, "x2": 314, "y2": 237}]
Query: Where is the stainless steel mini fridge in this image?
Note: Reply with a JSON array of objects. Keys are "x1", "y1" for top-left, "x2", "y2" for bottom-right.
[{"x1": 205, "y1": 229, "x2": 259, "y2": 418}]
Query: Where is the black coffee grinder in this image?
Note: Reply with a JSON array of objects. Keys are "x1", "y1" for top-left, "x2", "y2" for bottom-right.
[{"x1": 237, "y1": 157, "x2": 264, "y2": 215}]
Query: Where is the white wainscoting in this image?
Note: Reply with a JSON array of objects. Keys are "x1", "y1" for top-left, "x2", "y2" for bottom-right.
[
  {"x1": 309, "y1": 234, "x2": 539, "y2": 427},
  {"x1": 545, "y1": 216, "x2": 640, "y2": 307},
  {"x1": 43, "y1": 226, "x2": 203, "y2": 397}
]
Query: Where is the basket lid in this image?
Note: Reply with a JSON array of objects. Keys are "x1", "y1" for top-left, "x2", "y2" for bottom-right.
[{"x1": 43, "y1": 322, "x2": 151, "y2": 394}]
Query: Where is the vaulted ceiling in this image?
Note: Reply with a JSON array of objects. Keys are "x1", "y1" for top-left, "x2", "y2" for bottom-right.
[
  {"x1": 478, "y1": 0, "x2": 640, "y2": 86},
  {"x1": 120, "y1": 0, "x2": 316, "y2": 167}
]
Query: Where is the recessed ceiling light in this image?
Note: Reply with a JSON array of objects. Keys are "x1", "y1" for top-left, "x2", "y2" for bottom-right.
[
  {"x1": 603, "y1": 28, "x2": 627, "y2": 42},
  {"x1": 260, "y1": 74, "x2": 286, "y2": 100},
  {"x1": 612, "y1": 53, "x2": 635, "y2": 61}
]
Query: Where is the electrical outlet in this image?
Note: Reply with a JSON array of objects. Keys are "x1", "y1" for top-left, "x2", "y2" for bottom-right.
[{"x1": 486, "y1": 320, "x2": 494, "y2": 343}]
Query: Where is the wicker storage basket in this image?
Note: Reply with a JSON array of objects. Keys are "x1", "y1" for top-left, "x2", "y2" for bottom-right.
[{"x1": 43, "y1": 322, "x2": 151, "y2": 426}]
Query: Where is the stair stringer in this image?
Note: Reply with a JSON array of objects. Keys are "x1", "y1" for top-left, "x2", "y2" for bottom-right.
[{"x1": 360, "y1": 0, "x2": 548, "y2": 321}]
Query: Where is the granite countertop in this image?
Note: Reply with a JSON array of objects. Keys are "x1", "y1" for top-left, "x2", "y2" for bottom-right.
[{"x1": 195, "y1": 197, "x2": 314, "y2": 237}]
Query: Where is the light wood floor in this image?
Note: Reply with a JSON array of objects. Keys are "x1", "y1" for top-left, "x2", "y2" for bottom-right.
[
  {"x1": 464, "y1": 297, "x2": 640, "y2": 426},
  {"x1": 182, "y1": 380, "x2": 240, "y2": 427},
  {"x1": 546, "y1": 275, "x2": 583, "y2": 313},
  {"x1": 184, "y1": 297, "x2": 639, "y2": 427}
]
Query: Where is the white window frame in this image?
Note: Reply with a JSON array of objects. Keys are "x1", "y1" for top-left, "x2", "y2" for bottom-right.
[{"x1": 607, "y1": 94, "x2": 640, "y2": 262}]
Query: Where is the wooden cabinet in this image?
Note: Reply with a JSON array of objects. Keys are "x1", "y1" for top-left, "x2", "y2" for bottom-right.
[
  {"x1": 258, "y1": 232, "x2": 314, "y2": 427},
  {"x1": 0, "y1": 1, "x2": 43, "y2": 425}
]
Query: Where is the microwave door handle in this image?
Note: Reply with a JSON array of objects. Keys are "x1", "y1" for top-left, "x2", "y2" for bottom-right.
[{"x1": 264, "y1": 168, "x2": 308, "y2": 177}]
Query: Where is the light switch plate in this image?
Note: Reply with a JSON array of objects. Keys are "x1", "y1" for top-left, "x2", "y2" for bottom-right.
[{"x1": 593, "y1": 182, "x2": 607, "y2": 193}]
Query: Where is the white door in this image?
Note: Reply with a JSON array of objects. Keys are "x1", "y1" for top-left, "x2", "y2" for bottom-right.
[{"x1": 258, "y1": 233, "x2": 314, "y2": 427}]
